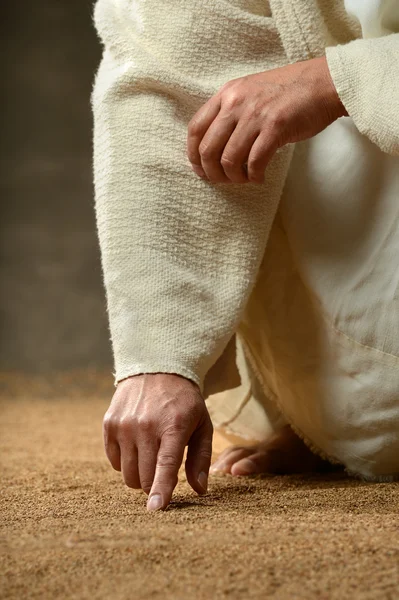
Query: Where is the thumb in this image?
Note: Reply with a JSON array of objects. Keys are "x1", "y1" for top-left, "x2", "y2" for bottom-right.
[{"x1": 185, "y1": 414, "x2": 213, "y2": 495}]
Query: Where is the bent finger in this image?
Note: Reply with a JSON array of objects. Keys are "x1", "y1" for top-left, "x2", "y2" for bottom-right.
[
  {"x1": 103, "y1": 418, "x2": 121, "y2": 471},
  {"x1": 220, "y1": 120, "x2": 260, "y2": 183},
  {"x1": 187, "y1": 96, "x2": 221, "y2": 169},
  {"x1": 105, "y1": 440, "x2": 121, "y2": 472},
  {"x1": 120, "y1": 445, "x2": 141, "y2": 489},
  {"x1": 198, "y1": 113, "x2": 237, "y2": 183},
  {"x1": 246, "y1": 132, "x2": 278, "y2": 184},
  {"x1": 185, "y1": 416, "x2": 213, "y2": 494}
]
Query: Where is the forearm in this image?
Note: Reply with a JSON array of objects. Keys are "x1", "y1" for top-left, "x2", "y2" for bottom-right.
[{"x1": 92, "y1": 48, "x2": 293, "y2": 394}]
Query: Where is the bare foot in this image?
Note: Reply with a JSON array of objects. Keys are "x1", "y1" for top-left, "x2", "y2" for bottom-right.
[{"x1": 210, "y1": 425, "x2": 337, "y2": 476}]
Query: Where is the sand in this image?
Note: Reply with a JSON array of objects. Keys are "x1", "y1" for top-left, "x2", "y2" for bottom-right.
[{"x1": 1, "y1": 372, "x2": 399, "y2": 600}]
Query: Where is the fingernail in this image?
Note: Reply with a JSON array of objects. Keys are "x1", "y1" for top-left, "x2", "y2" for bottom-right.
[
  {"x1": 197, "y1": 471, "x2": 208, "y2": 492},
  {"x1": 147, "y1": 494, "x2": 163, "y2": 512}
]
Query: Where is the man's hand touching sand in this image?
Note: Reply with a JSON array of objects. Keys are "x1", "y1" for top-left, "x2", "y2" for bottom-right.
[
  {"x1": 187, "y1": 56, "x2": 347, "y2": 184},
  {"x1": 103, "y1": 373, "x2": 213, "y2": 511}
]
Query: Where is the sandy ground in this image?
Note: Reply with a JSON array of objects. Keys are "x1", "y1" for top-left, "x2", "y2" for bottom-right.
[{"x1": 1, "y1": 372, "x2": 399, "y2": 600}]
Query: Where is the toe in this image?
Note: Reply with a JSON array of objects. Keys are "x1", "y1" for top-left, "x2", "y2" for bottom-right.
[
  {"x1": 230, "y1": 458, "x2": 258, "y2": 476},
  {"x1": 230, "y1": 451, "x2": 270, "y2": 477},
  {"x1": 210, "y1": 447, "x2": 254, "y2": 474}
]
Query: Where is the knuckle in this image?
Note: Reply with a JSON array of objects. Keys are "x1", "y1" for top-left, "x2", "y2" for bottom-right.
[
  {"x1": 170, "y1": 411, "x2": 186, "y2": 431},
  {"x1": 103, "y1": 413, "x2": 114, "y2": 431},
  {"x1": 198, "y1": 448, "x2": 212, "y2": 461},
  {"x1": 103, "y1": 416, "x2": 119, "y2": 442},
  {"x1": 188, "y1": 119, "x2": 202, "y2": 136},
  {"x1": 199, "y1": 143, "x2": 217, "y2": 160},
  {"x1": 248, "y1": 156, "x2": 263, "y2": 171},
  {"x1": 118, "y1": 416, "x2": 133, "y2": 432},
  {"x1": 268, "y1": 110, "x2": 285, "y2": 130},
  {"x1": 221, "y1": 79, "x2": 233, "y2": 91},
  {"x1": 220, "y1": 154, "x2": 237, "y2": 168},
  {"x1": 136, "y1": 415, "x2": 152, "y2": 432},
  {"x1": 223, "y1": 90, "x2": 243, "y2": 109},
  {"x1": 157, "y1": 452, "x2": 179, "y2": 469},
  {"x1": 250, "y1": 105, "x2": 264, "y2": 120}
]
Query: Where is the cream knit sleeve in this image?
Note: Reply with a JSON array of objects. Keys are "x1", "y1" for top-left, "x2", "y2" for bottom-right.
[
  {"x1": 326, "y1": 34, "x2": 399, "y2": 155},
  {"x1": 91, "y1": 0, "x2": 292, "y2": 394}
]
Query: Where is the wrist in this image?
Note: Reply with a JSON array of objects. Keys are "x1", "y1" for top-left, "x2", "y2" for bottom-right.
[{"x1": 120, "y1": 372, "x2": 201, "y2": 393}]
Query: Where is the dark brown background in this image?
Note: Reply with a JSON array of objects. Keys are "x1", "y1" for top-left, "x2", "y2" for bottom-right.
[{"x1": 1, "y1": 0, "x2": 112, "y2": 372}]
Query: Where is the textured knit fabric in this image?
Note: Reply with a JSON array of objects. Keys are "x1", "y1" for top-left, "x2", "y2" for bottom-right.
[
  {"x1": 326, "y1": 34, "x2": 399, "y2": 155},
  {"x1": 92, "y1": 0, "x2": 291, "y2": 395}
]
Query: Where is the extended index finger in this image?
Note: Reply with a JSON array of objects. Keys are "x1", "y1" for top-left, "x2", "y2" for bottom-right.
[{"x1": 147, "y1": 432, "x2": 186, "y2": 511}]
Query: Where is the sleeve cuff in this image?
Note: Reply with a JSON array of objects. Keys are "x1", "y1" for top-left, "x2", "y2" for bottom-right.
[
  {"x1": 114, "y1": 364, "x2": 203, "y2": 395},
  {"x1": 325, "y1": 45, "x2": 358, "y2": 126},
  {"x1": 325, "y1": 38, "x2": 399, "y2": 155}
]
